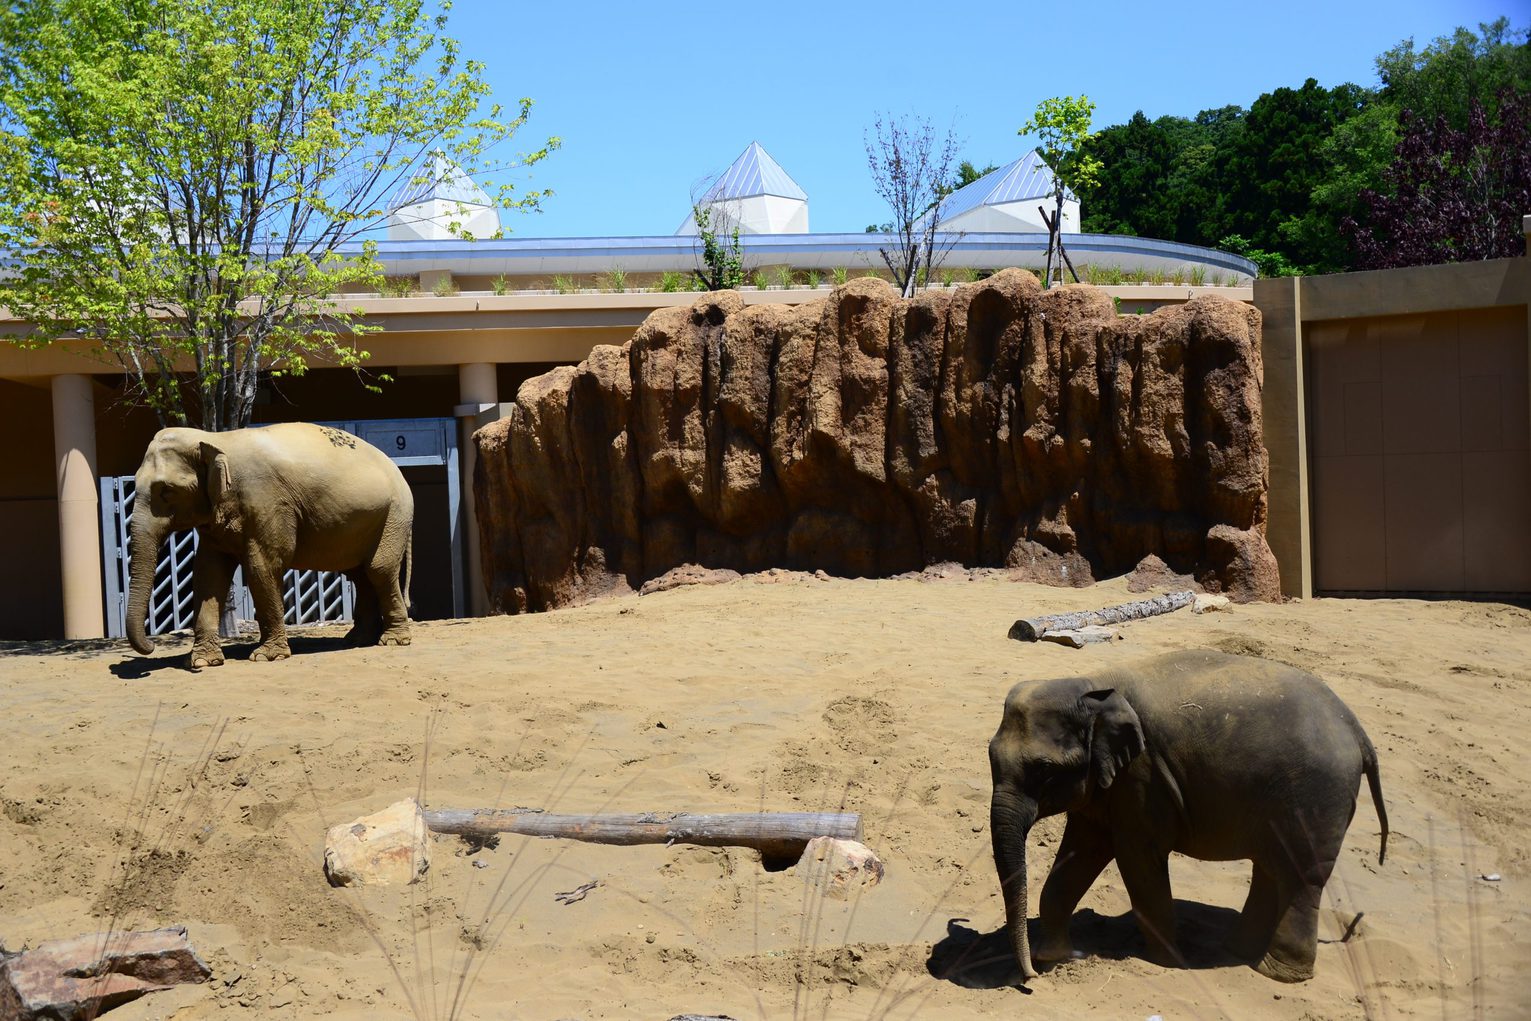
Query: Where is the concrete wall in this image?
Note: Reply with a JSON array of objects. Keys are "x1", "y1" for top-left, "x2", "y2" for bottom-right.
[{"x1": 1256, "y1": 255, "x2": 1531, "y2": 599}]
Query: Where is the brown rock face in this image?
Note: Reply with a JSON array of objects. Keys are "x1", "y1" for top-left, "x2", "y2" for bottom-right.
[{"x1": 474, "y1": 271, "x2": 1280, "y2": 611}]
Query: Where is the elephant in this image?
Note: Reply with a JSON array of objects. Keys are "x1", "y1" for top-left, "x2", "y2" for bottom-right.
[
  {"x1": 988, "y1": 649, "x2": 1387, "y2": 984},
  {"x1": 126, "y1": 422, "x2": 414, "y2": 667}
]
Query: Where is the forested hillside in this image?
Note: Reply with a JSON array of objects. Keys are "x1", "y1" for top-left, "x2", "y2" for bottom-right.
[{"x1": 1074, "y1": 19, "x2": 1530, "y2": 274}]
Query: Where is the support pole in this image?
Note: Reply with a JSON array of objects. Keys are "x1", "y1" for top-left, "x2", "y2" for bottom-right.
[
  {"x1": 51, "y1": 374, "x2": 104, "y2": 639},
  {"x1": 457, "y1": 362, "x2": 498, "y2": 617}
]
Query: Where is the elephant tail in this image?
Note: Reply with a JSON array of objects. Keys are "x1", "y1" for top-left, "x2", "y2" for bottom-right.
[
  {"x1": 402, "y1": 531, "x2": 413, "y2": 616},
  {"x1": 1362, "y1": 736, "x2": 1389, "y2": 865}
]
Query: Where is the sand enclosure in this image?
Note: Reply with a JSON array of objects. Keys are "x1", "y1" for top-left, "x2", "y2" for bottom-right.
[{"x1": 2, "y1": 574, "x2": 1529, "y2": 1019}]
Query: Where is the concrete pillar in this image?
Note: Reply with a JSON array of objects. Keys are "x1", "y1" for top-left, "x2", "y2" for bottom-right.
[
  {"x1": 51, "y1": 374, "x2": 105, "y2": 638},
  {"x1": 457, "y1": 362, "x2": 498, "y2": 616},
  {"x1": 1252, "y1": 277, "x2": 1312, "y2": 599}
]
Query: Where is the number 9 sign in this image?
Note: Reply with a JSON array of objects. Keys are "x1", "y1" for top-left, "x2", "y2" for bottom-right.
[{"x1": 395, "y1": 434, "x2": 407, "y2": 451}]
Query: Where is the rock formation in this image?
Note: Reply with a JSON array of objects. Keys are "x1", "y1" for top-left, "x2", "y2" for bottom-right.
[{"x1": 474, "y1": 270, "x2": 1280, "y2": 612}]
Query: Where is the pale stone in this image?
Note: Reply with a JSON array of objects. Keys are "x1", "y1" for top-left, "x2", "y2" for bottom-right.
[
  {"x1": 324, "y1": 798, "x2": 431, "y2": 887},
  {"x1": 1, "y1": 926, "x2": 210, "y2": 1020},
  {"x1": 1193, "y1": 593, "x2": 1232, "y2": 614},
  {"x1": 795, "y1": 837, "x2": 884, "y2": 900},
  {"x1": 1040, "y1": 624, "x2": 1121, "y2": 647}
]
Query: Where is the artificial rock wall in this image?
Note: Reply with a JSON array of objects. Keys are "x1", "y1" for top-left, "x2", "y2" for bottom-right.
[{"x1": 474, "y1": 270, "x2": 1280, "y2": 612}]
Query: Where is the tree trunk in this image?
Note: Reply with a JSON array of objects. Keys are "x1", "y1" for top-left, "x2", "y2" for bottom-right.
[
  {"x1": 423, "y1": 809, "x2": 862, "y2": 861},
  {"x1": 990, "y1": 788, "x2": 1039, "y2": 980},
  {"x1": 1008, "y1": 590, "x2": 1195, "y2": 642}
]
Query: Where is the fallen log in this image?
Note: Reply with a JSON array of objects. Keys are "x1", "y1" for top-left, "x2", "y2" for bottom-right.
[
  {"x1": 1009, "y1": 590, "x2": 1195, "y2": 642},
  {"x1": 423, "y1": 809, "x2": 862, "y2": 861}
]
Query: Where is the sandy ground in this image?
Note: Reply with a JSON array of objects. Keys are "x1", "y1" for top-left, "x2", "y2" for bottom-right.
[{"x1": 2, "y1": 573, "x2": 1529, "y2": 1020}]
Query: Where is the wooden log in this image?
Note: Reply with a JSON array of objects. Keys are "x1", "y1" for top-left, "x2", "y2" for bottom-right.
[
  {"x1": 422, "y1": 809, "x2": 862, "y2": 861},
  {"x1": 1008, "y1": 590, "x2": 1195, "y2": 642}
]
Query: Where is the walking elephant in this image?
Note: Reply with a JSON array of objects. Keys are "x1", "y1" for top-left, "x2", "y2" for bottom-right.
[
  {"x1": 126, "y1": 423, "x2": 414, "y2": 668},
  {"x1": 988, "y1": 649, "x2": 1387, "y2": 983}
]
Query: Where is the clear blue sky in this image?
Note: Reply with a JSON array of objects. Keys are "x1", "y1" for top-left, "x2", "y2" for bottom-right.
[{"x1": 447, "y1": 0, "x2": 1519, "y2": 238}]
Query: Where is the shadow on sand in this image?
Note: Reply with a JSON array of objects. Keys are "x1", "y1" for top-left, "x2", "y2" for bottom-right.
[
  {"x1": 926, "y1": 900, "x2": 1245, "y2": 990},
  {"x1": 105, "y1": 634, "x2": 357, "y2": 678}
]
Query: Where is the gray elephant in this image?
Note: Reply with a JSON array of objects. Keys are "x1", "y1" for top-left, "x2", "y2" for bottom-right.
[
  {"x1": 988, "y1": 649, "x2": 1387, "y2": 984},
  {"x1": 127, "y1": 423, "x2": 414, "y2": 667}
]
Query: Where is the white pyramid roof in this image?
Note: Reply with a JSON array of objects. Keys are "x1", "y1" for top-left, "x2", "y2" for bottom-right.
[
  {"x1": 387, "y1": 152, "x2": 501, "y2": 240},
  {"x1": 676, "y1": 142, "x2": 809, "y2": 235},
  {"x1": 934, "y1": 151, "x2": 1080, "y2": 234}
]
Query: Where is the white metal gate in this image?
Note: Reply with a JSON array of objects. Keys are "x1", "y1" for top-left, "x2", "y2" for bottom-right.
[{"x1": 101, "y1": 417, "x2": 461, "y2": 639}]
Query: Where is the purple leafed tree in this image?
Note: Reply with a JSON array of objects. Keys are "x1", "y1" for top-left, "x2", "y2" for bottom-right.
[{"x1": 1346, "y1": 88, "x2": 1531, "y2": 269}]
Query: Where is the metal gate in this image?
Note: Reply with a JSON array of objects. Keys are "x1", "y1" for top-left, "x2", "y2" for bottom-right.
[{"x1": 101, "y1": 417, "x2": 461, "y2": 639}]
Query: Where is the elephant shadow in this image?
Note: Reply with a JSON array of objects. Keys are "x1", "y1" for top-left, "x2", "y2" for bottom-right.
[
  {"x1": 926, "y1": 901, "x2": 1244, "y2": 990},
  {"x1": 108, "y1": 634, "x2": 354, "y2": 678}
]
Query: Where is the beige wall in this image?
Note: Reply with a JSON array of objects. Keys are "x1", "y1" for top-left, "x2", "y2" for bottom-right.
[{"x1": 1257, "y1": 256, "x2": 1531, "y2": 599}]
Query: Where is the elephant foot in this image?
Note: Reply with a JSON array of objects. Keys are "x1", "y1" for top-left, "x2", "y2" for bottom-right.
[
  {"x1": 1031, "y1": 935, "x2": 1080, "y2": 967},
  {"x1": 377, "y1": 626, "x2": 412, "y2": 647},
  {"x1": 1255, "y1": 951, "x2": 1314, "y2": 983},
  {"x1": 344, "y1": 625, "x2": 380, "y2": 647},
  {"x1": 187, "y1": 647, "x2": 225, "y2": 671},
  {"x1": 250, "y1": 642, "x2": 291, "y2": 662}
]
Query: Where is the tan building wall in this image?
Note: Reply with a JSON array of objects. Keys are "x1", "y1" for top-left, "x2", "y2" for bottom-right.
[{"x1": 1256, "y1": 255, "x2": 1531, "y2": 599}]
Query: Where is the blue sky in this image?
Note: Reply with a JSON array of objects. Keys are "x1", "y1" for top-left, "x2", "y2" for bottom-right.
[{"x1": 447, "y1": 0, "x2": 1519, "y2": 239}]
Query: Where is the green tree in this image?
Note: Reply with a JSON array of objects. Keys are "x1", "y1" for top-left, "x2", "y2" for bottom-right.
[
  {"x1": 1376, "y1": 18, "x2": 1531, "y2": 128},
  {"x1": 1019, "y1": 95, "x2": 1103, "y2": 285},
  {"x1": 691, "y1": 202, "x2": 746, "y2": 291},
  {"x1": 0, "y1": 0, "x2": 558, "y2": 430}
]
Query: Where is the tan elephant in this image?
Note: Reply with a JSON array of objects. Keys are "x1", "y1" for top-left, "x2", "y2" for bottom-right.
[{"x1": 126, "y1": 422, "x2": 414, "y2": 668}]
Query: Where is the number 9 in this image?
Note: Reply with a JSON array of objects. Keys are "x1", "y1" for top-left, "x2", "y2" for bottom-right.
[{"x1": 395, "y1": 435, "x2": 406, "y2": 451}]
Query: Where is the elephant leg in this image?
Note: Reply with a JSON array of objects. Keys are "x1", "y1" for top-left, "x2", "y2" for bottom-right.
[
  {"x1": 345, "y1": 570, "x2": 380, "y2": 646},
  {"x1": 1256, "y1": 822, "x2": 1344, "y2": 983},
  {"x1": 188, "y1": 549, "x2": 236, "y2": 670},
  {"x1": 1115, "y1": 846, "x2": 1180, "y2": 967},
  {"x1": 369, "y1": 530, "x2": 411, "y2": 647},
  {"x1": 244, "y1": 550, "x2": 292, "y2": 662},
  {"x1": 1035, "y1": 814, "x2": 1114, "y2": 964},
  {"x1": 1256, "y1": 873, "x2": 1324, "y2": 982},
  {"x1": 1229, "y1": 862, "x2": 1279, "y2": 961}
]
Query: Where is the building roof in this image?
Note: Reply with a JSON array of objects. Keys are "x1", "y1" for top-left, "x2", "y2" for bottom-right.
[
  {"x1": 388, "y1": 152, "x2": 494, "y2": 209},
  {"x1": 698, "y1": 142, "x2": 807, "y2": 202},
  {"x1": 936, "y1": 151, "x2": 1076, "y2": 222}
]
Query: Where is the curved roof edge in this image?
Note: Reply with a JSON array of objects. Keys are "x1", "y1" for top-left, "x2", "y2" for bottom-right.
[{"x1": 350, "y1": 232, "x2": 1257, "y2": 278}]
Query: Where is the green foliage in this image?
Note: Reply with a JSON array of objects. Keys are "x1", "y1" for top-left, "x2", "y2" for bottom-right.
[
  {"x1": 775, "y1": 265, "x2": 795, "y2": 289},
  {"x1": 0, "y1": 0, "x2": 558, "y2": 430},
  {"x1": 1075, "y1": 19, "x2": 1530, "y2": 275},
  {"x1": 431, "y1": 275, "x2": 459, "y2": 297},
  {"x1": 602, "y1": 267, "x2": 626, "y2": 293},
  {"x1": 381, "y1": 275, "x2": 416, "y2": 298},
  {"x1": 806, "y1": 269, "x2": 822, "y2": 289},
  {"x1": 552, "y1": 274, "x2": 574, "y2": 294},
  {"x1": 692, "y1": 203, "x2": 746, "y2": 291},
  {"x1": 1020, "y1": 95, "x2": 1104, "y2": 196},
  {"x1": 831, "y1": 267, "x2": 848, "y2": 286},
  {"x1": 1219, "y1": 235, "x2": 1298, "y2": 276},
  {"x1": 658, "y1": 270, "x2": 685, "y2": 293},
  {"x1": 491, "y1": 275, "x2": 509, "y2": 296}
]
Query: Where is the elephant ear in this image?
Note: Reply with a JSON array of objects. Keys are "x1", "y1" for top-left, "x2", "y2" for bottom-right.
[
  {"x1": 200, "y1": 441, "x2": 233, "y2": 520},
  {"x1": 1082, "y1": 689, "x2": 1144, "y2": 789}
]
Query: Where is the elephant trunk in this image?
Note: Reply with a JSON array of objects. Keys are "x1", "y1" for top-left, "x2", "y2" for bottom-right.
[
  {"x1": 126, "y1": 513, "x2": 168, "y2": 655},
  {"x1": 991, "y1": 787, "x2": 1039, "y2": 982}
]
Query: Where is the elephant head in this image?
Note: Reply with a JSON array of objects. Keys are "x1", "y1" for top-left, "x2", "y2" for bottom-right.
[
  {"x1": 127, "y1": 429, "x2": 230, "y2": 655},
  {"x1": 988, "y1": 678, "x2": 1145, "y2": 980}
]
